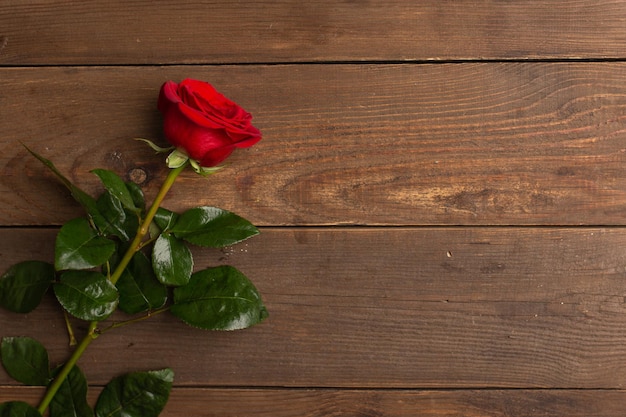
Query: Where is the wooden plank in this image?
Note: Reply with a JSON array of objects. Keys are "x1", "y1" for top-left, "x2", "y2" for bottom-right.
[
  {"x1": 2, "y1": 64, "x2": 626, "y2": 226},
  {"x1": 2, "y1": 227, "x2": 626, "y2": 389},
  {"x1": 2, "y1": 387, "x2": 625, "y2": 417},
  {"x1": 2, "y1": 1, "x2": 626, "y2": 64}
]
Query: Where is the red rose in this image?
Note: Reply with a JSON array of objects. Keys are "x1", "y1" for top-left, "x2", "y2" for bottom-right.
[{"x1": 158, "y1": 79, "x2": 261, "y2": 167}]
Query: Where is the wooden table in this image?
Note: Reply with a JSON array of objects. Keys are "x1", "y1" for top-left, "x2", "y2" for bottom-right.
[{"x1": 2, "y1": 2, "x2": 626, "y2": 415}]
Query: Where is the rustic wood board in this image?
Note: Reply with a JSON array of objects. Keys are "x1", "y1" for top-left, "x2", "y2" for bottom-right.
[
  {"x1": 2, "y1": 386, "x2": 625, "y2": 417},
  {"x1": 2, "y1": 227, "x2": 626, "y2": 389},
  {"x1": 2, "y1": 64, "x2": 626, "y2": 226},
  {"x1": 1, "y1": 1, "x2": 626, "y2": 64},
  {"x1": 2, "y1": 1, "x2": 626, "y2": 415}
]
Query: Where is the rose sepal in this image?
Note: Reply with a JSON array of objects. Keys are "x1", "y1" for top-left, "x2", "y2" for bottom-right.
[
  {"x1": 134, "y1": 138, "x2": 174, "y2": 154},
  {"x1": 189, "y1": 158, "x2": 224, "y2": 176}
]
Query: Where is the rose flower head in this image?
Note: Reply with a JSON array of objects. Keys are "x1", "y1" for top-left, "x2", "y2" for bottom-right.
[{"x1": 158, "y1": 79, "x2": 261, "y2": 168}]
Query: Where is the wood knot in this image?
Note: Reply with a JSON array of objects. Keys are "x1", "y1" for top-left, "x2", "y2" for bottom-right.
[{"x1": 128, "y1": 167, "x2": 147, "y2": 185}]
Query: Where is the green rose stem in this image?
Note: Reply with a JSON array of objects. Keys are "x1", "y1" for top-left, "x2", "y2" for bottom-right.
[
  {"x1": 37, "y1": 162, "x2": 188, "y2": 414},
  {"x1": 109, "y1": 162, "x2": 187, "y2": 286},
  {"x1": 36, "y1": 321, "x2": 98, "y2": 414}
]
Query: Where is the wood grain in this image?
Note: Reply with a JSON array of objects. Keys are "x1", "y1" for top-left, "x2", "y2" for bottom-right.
[
  {"x1": 2, "y1": 64, "x2": 626, "y2": 226},
  {"x1": 2, "y1": 227, "x2": 626, "y2": 389},
  {"x1": 2, "y1": 1, "x2": 626, "y2": 64},
  {"x1": 3, "y1": 2, "x2": 626, "y2": 415},
  {"x1": 2, "y1": 386, "x2": 625, "y2": 417}
]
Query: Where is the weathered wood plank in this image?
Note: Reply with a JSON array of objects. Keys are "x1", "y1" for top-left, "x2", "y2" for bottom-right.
[
  {"x1": 2, "y1": 1, "x2": 626, "y2": 64},
  {"x1": 2, "y1": 386, "x2": 625, "y2": 417},
  {"x1": 2, "y1": 64, "x2": 626, "y2": 226},
  {"x1": 2, "y1": 227, "x2": 626, "y2": 389}
]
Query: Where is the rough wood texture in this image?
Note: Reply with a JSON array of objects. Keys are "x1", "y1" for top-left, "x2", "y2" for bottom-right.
[
  {"x1": 2, "y1": 387, "x2": 626, "y2": 417},
  {"x1": 2, "y1": 2, "x2": 626, "y2": 416},
  {"x1": 2, "y1": 228, "x2": 626, "y2": 389},
  {"x1": 1, "y1": 1, "x2": 626, "y2": 64},
  {"x1": 2, "y1": 64, "x2": 626, "y2": 226}
]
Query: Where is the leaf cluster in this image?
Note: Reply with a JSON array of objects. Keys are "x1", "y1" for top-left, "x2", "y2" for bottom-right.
[
  {"x1": 0, "y1": 337, "x2": 173, "y2": 417},
  {"x1": 0, "y1": 149, "x2": 267, "y2": 415}
]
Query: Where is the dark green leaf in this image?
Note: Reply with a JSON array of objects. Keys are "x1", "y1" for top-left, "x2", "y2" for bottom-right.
[
  {"x1": 49, "y1": 365, "x2": 93, "y2": 417},
  {"x1": 125, "y1": 181, "x2": 145, "y2": 211},
  {"x1": 91, "y1": 169, "x2": 137, "y2": 212},
  {"x1": 55, "y1": 218, "x2": 116, "y2": 271},
  {"x1": 95, "y1": 192, "x2": 129, "y2": 240},
  {"x1": 152, "y1": 208, "x2": 178, "y2": 232},
  {"x1": 105, "y1": 243, "x2": 125, "y2": 277},
  {"x1": 1, "y1": 336, "x2": 50, "y2": 386},
  {"x1": 171, "y1": 265, "x2": 268, "y2": 330},
  {"x1": 152, "y1": 234, "x2": 193, "y2": 286},
  {"x1": 94, "y1": 368, "x2": 173, "y2": 417},
  {"x1": 170, "y1": 206, "x2": 258, "y2": 248},
  {"x1": 0, "y1": 401, "x2": 41, "y2": 417},
  {"x1": 24, "y1": 147, "x2": 127, "y2": 243},
  {"x1": 117, "y1": 252, "x2": 167, "y2": 314},
  {"x1": 121, "y1": 210, "x2": 140, "y2": 243},
  {"x1": 0, "y1": 261, "x2": 55, "y2": 313},
  {"x1": 93, "y1": 192, "x2": 140, "y2": 243},
  {"x1": 53, "y1": 271, "x2": 118, "y2": 321}
]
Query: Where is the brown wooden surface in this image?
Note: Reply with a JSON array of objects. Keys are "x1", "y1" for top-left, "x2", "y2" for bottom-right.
[
  {"x1": 2, "y1": 387, "x2": 626, "y2": 417},
  {"x1": 2, "y1": 1, "x2": 626, "y2": 416},
  {"x1": 2, "y1": 1, "x2": 626, "y2": 64},
  {"x1": 3, "y1": 64, "x2": 626, "y2": 226},
  {"x1": 2, "y1": 227, "x2": 626, "y2": 390}
]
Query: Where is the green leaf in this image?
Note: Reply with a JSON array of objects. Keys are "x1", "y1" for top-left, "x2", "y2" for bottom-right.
[
  {"x1": 170, "y1": 206, "x2": 259, "y2": 248},
  {"x1": 125, "y1": 181, "x2": 145, "y2": 211},
  {"x1": 1, "y1": 336, "x2": 50, "y2": 386},
  {"x1": 152, "y1": 234, "x2": 193, "y2": 286},
  {"x1": 152, "y1": 208, "x2": 179, "y2": 232},
  {"x1": 121, "y1": 210, "x2": 140, "y2": 243},
  {"x1": 171, "y1": 265, "x2": 268, "y2": 330},
  {"x1": 95, "y1": 192, "x2": 129, "y2": 240},
  {"x1": 94, "y1": 368, "x2": 174, "y2": 417},
  {"x1": 117, "y1": 252, "x2": 167, "y2": 314},
  {"x1": 25, "y1": 152, "x2": 140, "y2": 254},
  {"x1": 49, "y1": 365, "x2": 93, "y2": 417},
  {"x1": 55, "y1": 218, "x2": 116, "y2": 271},
  {"x1": 93, "y1": 192, "x2": 140, "y2": 242},
  {"x1": 0, "y1": 401, "x2": 41, "y2": 417},
  {"x1": 0, "y1": 261, "x2": 55, "y2": 313},
  {"x1": 91, "y1": 169, "x2": 137, "y2": 212},
  {"x1": 53, "y1": 271, "x2": 118, "y2": 321}
]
